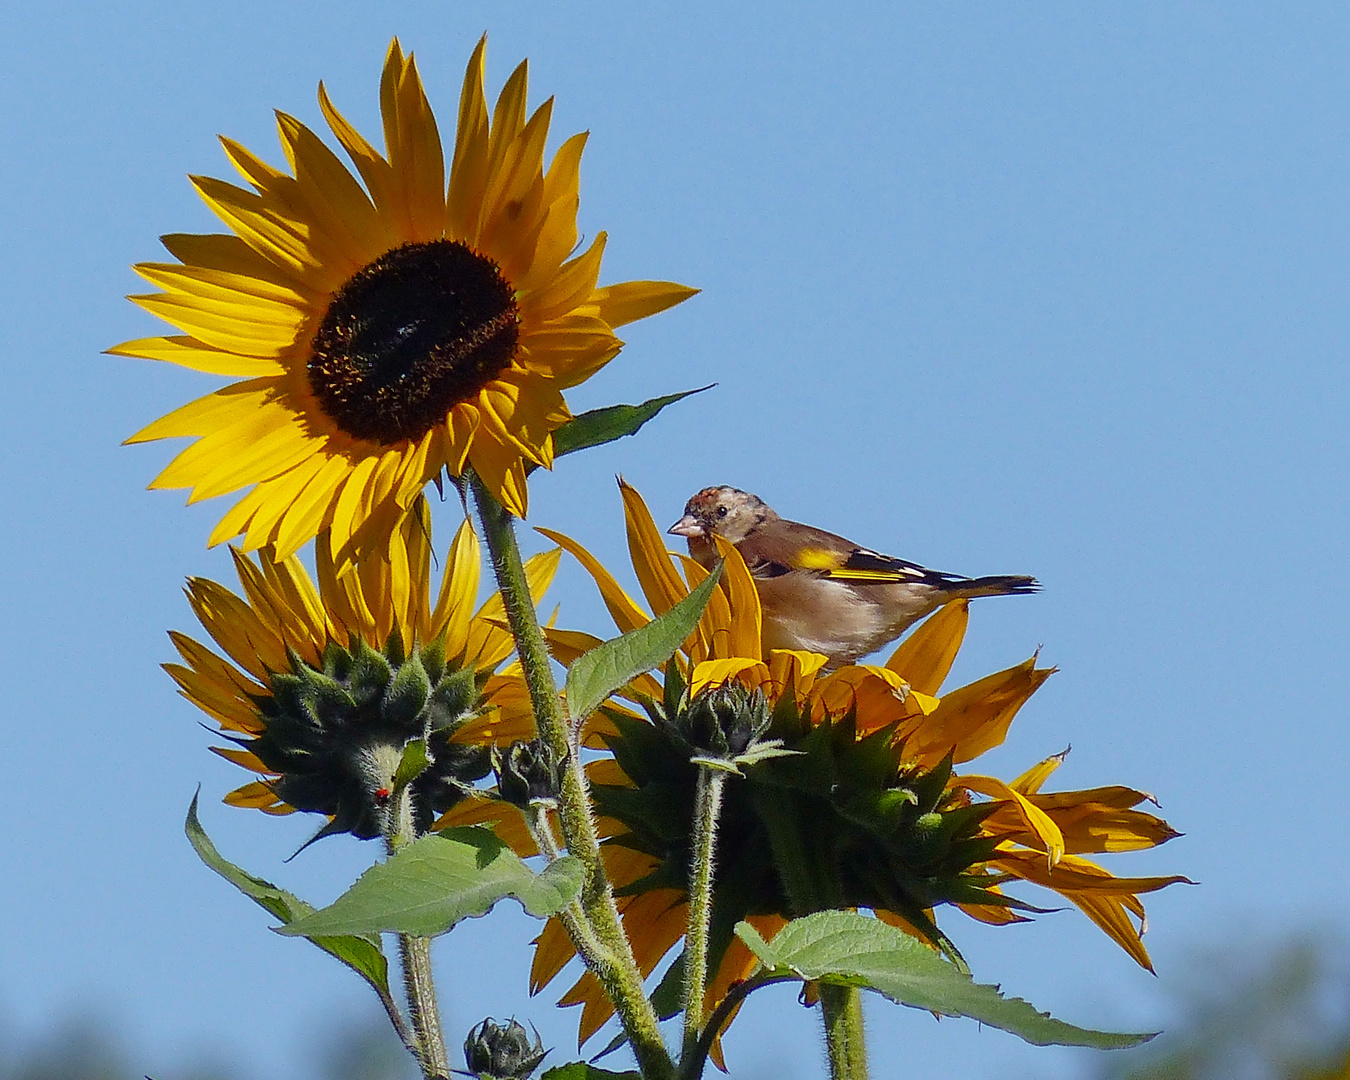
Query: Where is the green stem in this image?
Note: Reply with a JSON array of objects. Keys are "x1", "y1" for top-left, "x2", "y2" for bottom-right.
[
  {"x1": 469, "y1": 475, "x2": 675, "y2": 1080},
  {"x1": 681, "y1": 767, "x2": 727, "y2": 1060},
  {"x1": 399, "y1": 935, "x2": 449, "y2": 1080},
  {"x1": 384, "y1": 789, "x2": 448, "y2": 1079},
  {"x1": 525, "y1": 803, "x2": 615, "y2": 975},
  {"x1": 819, "y1": 985, "x2": 869, "y2": 1080}
]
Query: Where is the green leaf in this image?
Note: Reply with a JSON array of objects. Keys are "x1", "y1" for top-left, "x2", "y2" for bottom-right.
[
  {"x1": 277, "y1": 827, "x2": 583, "y2": 939},
  {"x1": 734, "y1": 911, "x2": 1155, "y2": 1049},
  {"x1": 541, "y1": 1065, "x2": 641, "y2": 1080},
  {"x1": 564, "y1": 563, "x2": 724, "y2": 724},
  {"x1": 184, "y1": 793, "x2": 390, "y2": 996},
  {"x1": 392, "y1": 737, "x2": 430, "y2": 794},
  {"x1": 550, "y1": 387, "x2": 714, "y2": 462}
]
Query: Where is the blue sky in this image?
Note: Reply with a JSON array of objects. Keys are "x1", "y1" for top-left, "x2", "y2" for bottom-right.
[{"x1": 2, "y1": 3, "x2": 1347, "y2": 1078}]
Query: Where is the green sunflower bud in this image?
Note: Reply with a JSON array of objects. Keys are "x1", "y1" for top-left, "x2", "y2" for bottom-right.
[
  {"x1": 463, "y1": 1018, "x2": 548, "y2": 1080},
  {"x1": 493, "y1": 739, "x2": 564, "y2": 810},
  {"x1": 674, "y1": 682, "x2": 771, "y2": 761}
]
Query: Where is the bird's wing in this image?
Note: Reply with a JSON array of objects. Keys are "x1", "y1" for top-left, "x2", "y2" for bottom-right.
[
  {"x1": 738, "y1": 519, "x2": 967, "y2": 586},
  {"x1": 800, "y1": 545, "x2": 967, "y2": 585}
]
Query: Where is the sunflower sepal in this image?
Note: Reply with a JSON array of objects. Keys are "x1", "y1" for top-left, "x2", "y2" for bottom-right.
[
  {"x1": 392, "y1": 738, "x2": 431, "y2": 798},
  {"x1": 734, "y1": 911, "x2": 1157, "y2": 1050}
]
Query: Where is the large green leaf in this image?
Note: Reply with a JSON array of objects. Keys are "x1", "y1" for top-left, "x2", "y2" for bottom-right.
[
  {"x1": 550, "y1": 387, "x2": 713, "y2": 462},
  {"x1": 541, "y1": 1065, "x2": 641, "y2": 1080},
  {"x1": 278, "y1": 827, "x2": 583, "y2": 939},
  {"x1": 735, "y1": 911, "x2": 1155, "y2": 1050},
  {"x1": 564, "y1": 564, "x2": 723, "y2": 725},
  {"x1": 185, "y1": 793, "x2": 390, "y2": 996}
]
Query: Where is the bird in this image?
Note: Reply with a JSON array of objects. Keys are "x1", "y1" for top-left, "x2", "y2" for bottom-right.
[{"x1": 668, "y1": 486, "x2": 1038, "y2": 667}]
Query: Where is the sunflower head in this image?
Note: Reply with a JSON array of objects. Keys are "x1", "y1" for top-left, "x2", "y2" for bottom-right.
[
  {"x1": 598, "y1": 664, "x2": 1021, "y2": 962},
  {"x1": 166, "y1": 495, "x2": 558, "y2": 843},
  {"x1": 117, "y1": 38, "x2": 696, "y2": 564},
  {"x1": 247, "y1": 632, "x2": 491, "y2": 841}
]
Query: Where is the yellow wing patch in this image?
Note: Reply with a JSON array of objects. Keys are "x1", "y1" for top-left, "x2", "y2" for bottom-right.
[{"x1": 793, "y1": 547, "x2": 847, "y2": 571}]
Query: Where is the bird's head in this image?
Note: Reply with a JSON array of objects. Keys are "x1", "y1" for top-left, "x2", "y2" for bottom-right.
[{"x1": 668, "y1": 486, "x2": 775, "y2": 544}]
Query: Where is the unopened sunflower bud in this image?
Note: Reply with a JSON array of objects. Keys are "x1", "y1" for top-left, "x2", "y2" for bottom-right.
[
  {"x1": 463, "y1": 1017, "x2": 548, "y2": 1080},
  {"x1": 679, "y1": 682, "x2": 770, "y2": 760},
  {"x1": 494, "y1": 739, "x2": 564, "y2": 809}
]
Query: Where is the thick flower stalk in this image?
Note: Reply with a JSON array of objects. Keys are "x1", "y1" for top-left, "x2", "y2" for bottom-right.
[
  {"x1": 115, "y1": 37, "x2": 696, "y2": 566},
  {"x1": 476, "y1": 482, "x2": 1186, "y2": 1074}
]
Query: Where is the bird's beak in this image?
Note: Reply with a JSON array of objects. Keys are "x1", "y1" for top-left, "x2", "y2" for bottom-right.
[{"x1": 668, "y1": 514, "x2": 703, "y2": 538}]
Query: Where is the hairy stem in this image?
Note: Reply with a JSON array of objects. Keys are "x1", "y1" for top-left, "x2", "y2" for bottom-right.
[
  {"x1": 820, "y1": 984, "x2": 869, "y2": 1080},
  {"x1": 525, "y1": 803, "x2": 615, "y2": 975},
  {"x1": 384, "y1": 788, "x2": 448, "y2": 1079},
  {"x1": 682, "y1": 767, "x2": 727, "y2": 1059},
  {"x1": 399, "y1": 935, "x2": 449, "y2": 1080},
  {"x1": 470, "y1": 475, "x2": 675, "y2": 1080}
]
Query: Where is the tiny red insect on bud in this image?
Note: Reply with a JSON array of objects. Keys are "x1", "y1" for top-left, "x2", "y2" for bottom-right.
[{"x1": 374, "y1": 787, "x2": 391, "y2": 802}]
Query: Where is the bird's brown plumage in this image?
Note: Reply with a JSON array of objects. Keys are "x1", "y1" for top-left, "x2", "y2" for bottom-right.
[{"x1": 669, "y1": 486, "x2": 1038, "y2": 665}]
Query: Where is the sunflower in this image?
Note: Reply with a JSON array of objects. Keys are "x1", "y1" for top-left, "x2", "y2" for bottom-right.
[
  {"x1": 115, "y1": 39, "x2": 697, "y2": 565},
  {"x1": 167, "y1": 494, "x2": 558, "y2": 844},
  {"x1": 463, "y1": 482, "x2": 1186, "y2": 1055}
]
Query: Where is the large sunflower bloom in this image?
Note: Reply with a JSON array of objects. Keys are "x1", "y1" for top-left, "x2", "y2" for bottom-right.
[
  {"x1": 115, "y1": 39, "x2": 696, "y2": 563},
  {"x1": 167, "y1": 494, "x2": 557, "y2": 842},
  {"x1": 487, "y1": 482, "x2": 1186, "y2": 1054}
]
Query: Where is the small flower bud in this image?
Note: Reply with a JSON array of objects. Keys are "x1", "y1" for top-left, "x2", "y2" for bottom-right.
[
  {"x1": 463, "y1": 1017, "x2": 548, "y2": 1080},
  {"x1": 678, "y1": 682, "x2": 770, "y2": 760},
  {"x1": 494, "y1": 739, "x2": 564, "y2": 809}
]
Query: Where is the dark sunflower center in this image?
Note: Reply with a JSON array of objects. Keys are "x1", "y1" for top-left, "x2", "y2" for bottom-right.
[{"x1": 309, "y1": 240, "x2": 520, "y2": 443}]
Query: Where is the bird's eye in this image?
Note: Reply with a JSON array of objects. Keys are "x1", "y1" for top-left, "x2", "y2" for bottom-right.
[{"x1": 716, "y1": 506, "x2": 728, "y2": 517}]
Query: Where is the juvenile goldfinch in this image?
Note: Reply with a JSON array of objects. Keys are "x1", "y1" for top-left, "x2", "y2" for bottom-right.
[{"x1": 669, "y1": 486, "x2": 1038, "y2": 666}]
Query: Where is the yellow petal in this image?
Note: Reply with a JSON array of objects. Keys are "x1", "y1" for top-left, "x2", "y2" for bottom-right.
[
  {"x1": 318, "y1": 79, "x2": 397, "y2": 216},
  {"x1": 529, "y1": 132, "x2": 587, "y2": 275},
  {"x1": 126, "y1": 378, "x2": 274, "y2": 444},
  {"x1": 447, "y1": 37, "x2": 491, "y2": 241},
  {"x1": 904, "y1": 657, "x2": 1054, "y2": 767},
  {"x1": 961, "y1": 773, "x2": 1065, "y2": 869},
  {"x1": 158, "y1": 232, "x2": 313, "y2": 295},
  {"x1": 713, "y1": 535, "x2": 762, "y2": 661},
  {"x1": 275, "y1": 111, "x2": 387, "y2": 269},
  {"x1": 428, "y1": 518, "x2": 481, "y2": 657},
  {"x1": 885, "y1": 600, "x2": 969, "y2": 696},
  {"x1": 590, "y1": 280, "x2": 699, "y2": 328},
  {"x1": 272, "y1": 452, "x2": 351, "y2": 559},
  {"x1": 1010, "y1": 749, "x2": 1068, "y2": 795},
  {"x1": 133, "y1": 261, "x2": 308, "y2": 309},
  {"x1": 620, "y1": 479, "x2": 688, "y2": 619},
  {"x1": 520, "y1": 232, "x2": 607, "y2": 325},
  {"x1": 537, "y1": 527, "x2": 650, "y2": 635},
  {"x1": 690, "y1": 658, "x2": 769, "y2": 696},
  {"x1": 107, "y1": 335, "x2": 283, "y2": 377}
]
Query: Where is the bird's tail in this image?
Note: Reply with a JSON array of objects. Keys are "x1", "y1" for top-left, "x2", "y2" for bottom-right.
[{"x1": 948, "y1": 574, "x2": 1040, "y2": 598}]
